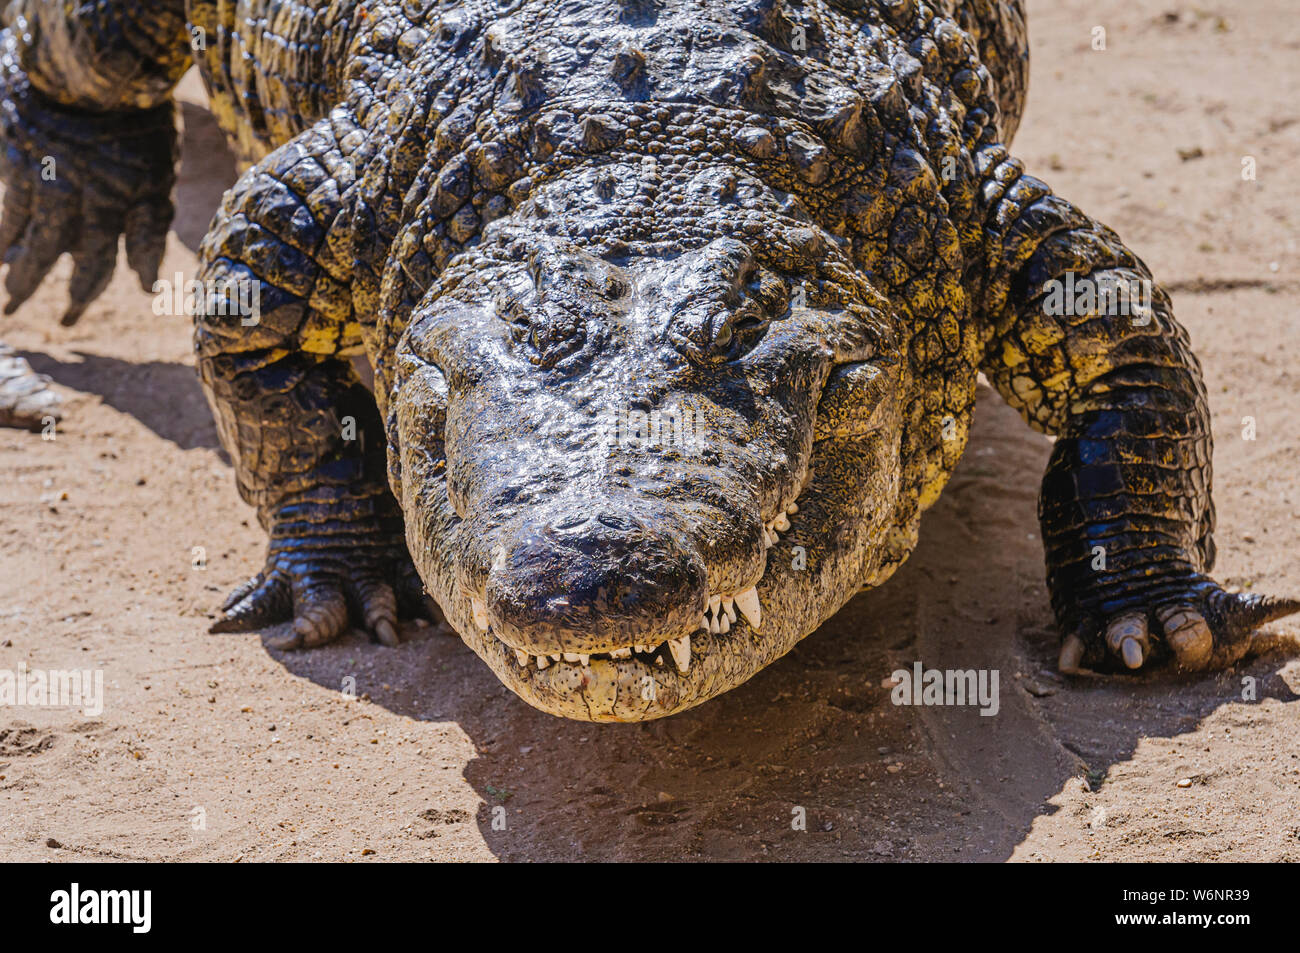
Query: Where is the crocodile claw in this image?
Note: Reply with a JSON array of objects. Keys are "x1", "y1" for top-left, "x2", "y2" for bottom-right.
[
  {"x1": 210, "y1": 547, "x2": 440, "y2": 649},
  {"x1": 1059, "y1": 579, "x2": 1300, "y2": 675},
  {"x1": 0, "y1": 37, "x2": 177, "y2": 325},
  {"x1": 0, "y1": 342, "x2": 61, "y2": 429}
]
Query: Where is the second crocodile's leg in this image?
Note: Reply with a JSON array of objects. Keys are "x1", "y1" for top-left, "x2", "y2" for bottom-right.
[{"x1": 0, "y1": 1, "x2": 191, "y2": 324}]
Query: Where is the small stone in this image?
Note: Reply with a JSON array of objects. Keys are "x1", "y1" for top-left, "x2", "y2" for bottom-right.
[
  {"x1": 1176, "y1": 778, "x2": 1193, "y2": 788},
  {"x1": 1022, "y1": 679, "x2": 1055, "y2": 698}
]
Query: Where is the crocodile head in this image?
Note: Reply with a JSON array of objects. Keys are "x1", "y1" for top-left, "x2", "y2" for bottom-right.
[{"x1": 390, "y1": 226, "x2": 905, "y2": 721}]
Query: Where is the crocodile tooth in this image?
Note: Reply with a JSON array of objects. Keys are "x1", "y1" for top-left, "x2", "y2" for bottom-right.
[
  {"x1": 709, "y1": 594, "x2": 722, "y2": 614},
  {"x1": 578, "y1": 653, "x2": 590, "y2": 666},
  {"x1": 471, "y1": 596, "x2": 490, "y2": 631},
  {"x1": 718, "y1": 614, "x2": 731, "y2": 634},
  {"x1": 634, "y1": 643, "x2": 648, "y2": 653},
  {"x1": 723, "y1": 598, "x2": 737, "y2": 624},
  {"x1": 667, "y1": 635, "x2": 690, "y2": 674},
  {"x1": 563, "y1": 652, "x2": 581, "y2": 663},
  {"x1": 698, "y1": 616, "x2": 709, "y2": 632},
  {"x1": 536, "y1": 654, "x2": 550, "y2": 670},
  {"x1": 734, "y1": 587, "x2": 761, "y2": 631},
  {"x1": 709, "y1": 614, "x2": 721, "y2": 634},
  {"x1": 549, "y1": 654, "x2": 561, "y2": 662},
  {"x1": 611, "y1": 647, "x2": 632, "y2": 659},
  {"x1": 514, "y1": 649, "x2": 529, "y2": 666}
]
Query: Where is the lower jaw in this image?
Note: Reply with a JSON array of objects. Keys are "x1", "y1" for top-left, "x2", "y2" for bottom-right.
[{"x1": 473, "y1": 615, "x2": 774, "y2": 722}]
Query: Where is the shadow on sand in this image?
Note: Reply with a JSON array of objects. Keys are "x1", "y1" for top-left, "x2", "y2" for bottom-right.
[{"x1": 20, "y1": 349, "x2": 219, "y2": 450}]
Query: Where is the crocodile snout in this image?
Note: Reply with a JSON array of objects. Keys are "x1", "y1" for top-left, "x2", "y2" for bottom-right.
[{"x1": 481, "y1": 509, "x2": 709, "y2": 655}]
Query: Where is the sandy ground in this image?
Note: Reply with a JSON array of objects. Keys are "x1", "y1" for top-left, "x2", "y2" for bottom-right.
[{"x1": 1, "y1": 0, "x2": 1298, "y2": 862}]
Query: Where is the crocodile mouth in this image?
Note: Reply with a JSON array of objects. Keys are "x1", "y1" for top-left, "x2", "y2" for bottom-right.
[
  {"x1": 460, "y1": 477, "x2": 811, "y2": 720},
  {"x1": 483, "y1": 581, "x2": 765, "y2": 673}
]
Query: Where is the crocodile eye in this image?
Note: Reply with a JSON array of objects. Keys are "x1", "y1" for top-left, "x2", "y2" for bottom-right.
[
  {"x1": 663, "y1": 239, "x2": 799, "y2": 361},
  {"x1": 724, "y1": 301, "x2": 770, "y2": 350},
  {"x1": 497, "y1": 295, "x2": 531, "y2": 342},
  {"x1": 712, "y1": 269, "x2": 787, "y2": 360}
]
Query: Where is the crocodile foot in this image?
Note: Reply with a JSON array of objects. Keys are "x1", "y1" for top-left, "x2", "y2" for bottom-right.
[
  {"x1": 1058, "y1": 574, "x2": 1300, "y2": 675},
  {"x1": 0, "y1": 342, "x2": 60, "y2": 429},
  {"x1": 210, "y1": 533, "x2": 442, "y2": 650},
  {"x1": 0, "y1": 32, "x2": 177, "y2": 325}
]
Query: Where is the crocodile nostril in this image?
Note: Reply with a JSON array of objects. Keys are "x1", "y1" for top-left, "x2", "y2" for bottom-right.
[
  {"x1": 550, "y1": 514, "x2": 590, "y2": 530},
  {"x1": 596, "y1": 513, "x2": 638, "y2": 531},
  {"x1": 547, "y1": 512, "x2": 643, "y2": 533}
]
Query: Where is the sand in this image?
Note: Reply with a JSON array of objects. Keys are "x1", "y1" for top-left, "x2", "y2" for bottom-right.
[{"x1": 1, "y1": 0, "x2": 1297, "y2": 861}]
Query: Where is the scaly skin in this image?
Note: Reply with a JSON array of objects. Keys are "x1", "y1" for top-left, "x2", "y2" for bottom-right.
[{"x1": 2, "y1": 0, "x2": 1295, "y2": 721}]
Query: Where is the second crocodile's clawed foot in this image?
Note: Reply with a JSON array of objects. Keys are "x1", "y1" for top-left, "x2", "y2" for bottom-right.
[
  {"x1": 0, "y1": 342, "x2": 60, "y2": 430},
  {"x1": 0, "y1": 30, "x2": 178, "y2": 326}
]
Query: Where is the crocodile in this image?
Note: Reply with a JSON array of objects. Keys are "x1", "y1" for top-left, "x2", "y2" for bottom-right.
[{"x1": 2, "y1": 0, "x2": 1296, "y2": 721}]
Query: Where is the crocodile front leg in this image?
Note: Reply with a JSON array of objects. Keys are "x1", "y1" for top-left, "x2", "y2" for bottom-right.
[
  {"x1": 976, "y1": 145, "x2": 1299, "y2": 674},
  {"x1": 197, "y1": 115, "x2": 436, "y2": 648}
]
